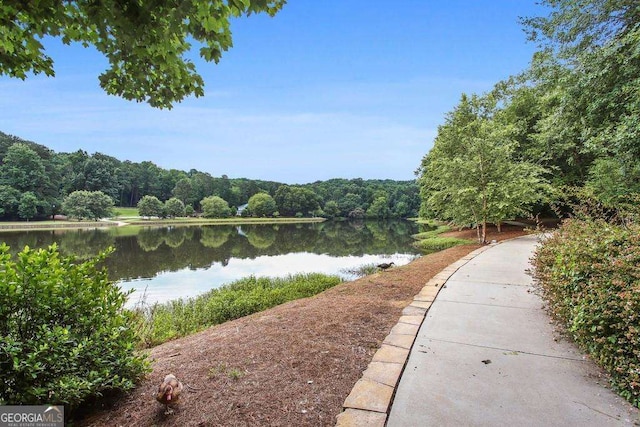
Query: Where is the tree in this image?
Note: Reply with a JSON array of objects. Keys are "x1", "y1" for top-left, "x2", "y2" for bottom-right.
[
  {"x1": 86, "y1": 191, "x2": 115, "y2": 220},
  {"x1": 191, "y1": 172, "x2": 215, "y2": 208},
  {"x1": 0, "y1": 143, "x2": 49, "y2": 194},
  {"x1": 134, "y1": 161, "x2": 164, "y2": 201},
  {"x1": 58, "y1": 149, "x2": 91, "y2": 195},
  {"x1": 585, "y1": 158, "x2": 632, "y2": 206},
  {"x1": 521, "y1": 0, "x2": 639, "y2": 59},
  {"x1": 212, "y1": 175, "x2": 233, "y2": 203},
  {"x1": 418, "y1": 94, "x2": 549, "y2": 243},
  {"x1": 323, "y1": 200, "x2": 340, "y2": 219},
  {"x1": 492, "y1": 79, "x2": 594, "y2": 188},
  {"x1": 157, "y1": 169, "x2": 188, "y2": 202},
  {"x1": 82, "y1": 156, "x2": 121, "y2": 200},
  {"x1": 201, "y1": 196, "x2": 232, "y2": 218},
  {"x1": 366, "y1": 196, "x2": 391, "y2": 219},
  {"x1": 274, "y1": 185, "x2": 321, "y2": 217},
  {"x1": 0, "y1": 185, "x2": 21, "y2": 219},
  {"x1": 519, "y1": 0, "x2": 640, "y2": 203},
  {"x1": 137, "y1": 195, "x2": 164, "y2": 218},
  {"x1": 165, "y1": 197, "x2": 186, "y2": 218},
  {"x1": 172, "y1": 178, "x2": 194, "y2": 206},
  {"x1": 1, "y1": 0, "x2": 286, "y2": 108},
  {"x1": 18, "y1": 192, "x2": 38, "y2": 221},
  {"x1": 338, "y1": 193, "x2": 363, "y2": 217},
  {"x1": 247, "y1": 192, "x2": 277, "y2": 217},
  {"x1": 63, "y1": 190, "x2": 114, "y2": 220}
]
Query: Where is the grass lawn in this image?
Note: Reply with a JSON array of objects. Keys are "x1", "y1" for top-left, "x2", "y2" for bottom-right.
[
  {"x1": 411, "y1": 219, "x2": 471, "y2": 252},
  {"x1": 112, "y1": 207, "x2": 139, "y2": 218}
]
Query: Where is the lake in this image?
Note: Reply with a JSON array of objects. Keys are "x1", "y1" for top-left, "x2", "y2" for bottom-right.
[{"x1": 0, "y1": 220, "x2": 422, "y2": 306}]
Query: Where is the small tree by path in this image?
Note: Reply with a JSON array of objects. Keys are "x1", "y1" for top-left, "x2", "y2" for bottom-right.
[{"x1": 418, "y1": 94, "x2": 550, "y2": 243}]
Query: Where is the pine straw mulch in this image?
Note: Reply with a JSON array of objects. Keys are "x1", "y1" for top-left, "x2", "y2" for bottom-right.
[{"x1": 79, "y1": 225, "x2": 528, "y2": 427}]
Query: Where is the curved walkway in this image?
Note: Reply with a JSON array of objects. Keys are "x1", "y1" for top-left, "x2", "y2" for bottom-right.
[{"x1": 337, "y1": 234, "x2": 640, "y2": 426}]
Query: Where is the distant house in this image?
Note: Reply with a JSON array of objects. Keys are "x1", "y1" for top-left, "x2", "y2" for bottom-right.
[{"x1": 236, "y1": 203, "x2": 248, "y2": 216}]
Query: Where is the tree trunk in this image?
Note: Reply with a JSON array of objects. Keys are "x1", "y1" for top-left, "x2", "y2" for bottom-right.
[
  {"x1": 497, "y1": 221, "x2": 502, "y2": 232},
  {"x1": 481, "y1": 191, "x2": 488, "y2": 244}
]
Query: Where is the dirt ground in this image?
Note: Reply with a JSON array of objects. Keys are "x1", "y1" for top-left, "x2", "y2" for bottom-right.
[{"x1": 79, "y1": 225, "x2": 528, "y2": 427}]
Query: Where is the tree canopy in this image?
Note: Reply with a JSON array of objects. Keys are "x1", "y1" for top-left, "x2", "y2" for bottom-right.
[
  {"x1": 1, "y1": 0, "x2": 286, "y2": 108},
  {"x1": 520, "y1": 0, "x2": 640, "y2": 204},
  {"x1": 418, "y1": 0, "x2": 640, "y2": 228},
  {"x1": 522, "y1": 0, "x2": 639, "y2": 58}
]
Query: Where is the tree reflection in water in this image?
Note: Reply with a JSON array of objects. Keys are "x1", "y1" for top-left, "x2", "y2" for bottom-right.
[{"x1": 0, "y1": 220, "x2": 421, "y2": 305}]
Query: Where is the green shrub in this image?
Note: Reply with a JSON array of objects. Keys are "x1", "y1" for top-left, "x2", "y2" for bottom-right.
[
  {"x1": 532, "y1": 218, "x2": 640, "y2": 407},
  {"x1": 0, "y1": 244, "x2": 148, "y2": 410},
  {"x1": 136, "y1": 273, "x2": 342, "y2": 347}
]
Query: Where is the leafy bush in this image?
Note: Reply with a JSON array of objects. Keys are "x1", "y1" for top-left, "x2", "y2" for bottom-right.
[
  {"x1": 0, "y1": 244, "x2": 148, "y2": 410},
  {"x1": 532, "y1": 218, "x2": 640, "y2": 407},
  {"x1": 135, "y1": 273, "x2": 342, "y2": 347}
]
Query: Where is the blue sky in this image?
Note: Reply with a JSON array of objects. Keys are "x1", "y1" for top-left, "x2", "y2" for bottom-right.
[{"x1": 0, "y1": 1, "x2": 544, "y2": 184}]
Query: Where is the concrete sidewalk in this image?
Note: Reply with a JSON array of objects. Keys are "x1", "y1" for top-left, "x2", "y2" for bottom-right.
[{"x1": 386, "y1": 234, "x2": 639, "y2": 426}]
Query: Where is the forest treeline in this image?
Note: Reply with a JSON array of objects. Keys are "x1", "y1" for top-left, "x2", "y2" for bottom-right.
[{"x1": 0, "y1": 131, "x2": 419, "y2": 221}]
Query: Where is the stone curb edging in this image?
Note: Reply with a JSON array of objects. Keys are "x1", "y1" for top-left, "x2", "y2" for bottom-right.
[{"x1": 335, "y1": 242, "x2": 498, "y2": 427}]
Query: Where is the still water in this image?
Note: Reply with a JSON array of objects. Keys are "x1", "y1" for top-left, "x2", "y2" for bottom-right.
[{"x1": 0, "y1": 220, "x2": 421, "y2": 306}]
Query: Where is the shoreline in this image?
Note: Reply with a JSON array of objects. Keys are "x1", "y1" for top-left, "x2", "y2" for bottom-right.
[{"x1": 0, "y1": 217, "x2": 326, "y2": 232}]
